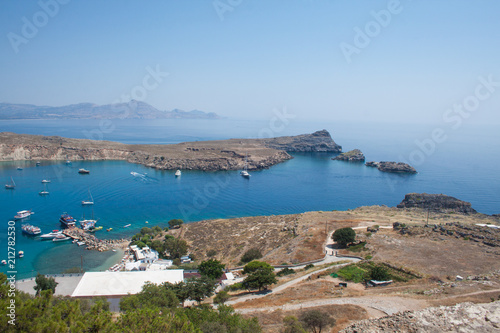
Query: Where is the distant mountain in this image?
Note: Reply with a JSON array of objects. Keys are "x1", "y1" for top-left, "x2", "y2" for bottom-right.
[{"x1": 0, "y1": 101, "x2": 220, "y2": 120}]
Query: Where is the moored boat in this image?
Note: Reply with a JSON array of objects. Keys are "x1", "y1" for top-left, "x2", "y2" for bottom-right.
[
  {"x1": 60, "y1": 213, "x2": 76, "y2": 227},
  {"x1": 41, "y1": 179, "x2": 51, "y2": 183},
  {"x1": 21, "y1": 224, "x2": 41, "y2": 235},
  {"x1": 5, "y1": 177, "x2": 16, "y2": 189},
  {"x1": 1, "y1": 260, "x2": 6, "y2": 265},
  {"x1": 240, "y1": 154, "x2": 251, "y2": 178},
  {"x1": 18, "y1": 251, "x2": 24, "y2": 258},
  {"x1": 53, "y1": 234, "x2": 71, "y2": 242},
  {"x1": 124, "y1": 224, "x2": 131, "y2": 228},
  {"x1": 40, "y1": 230, "x2": 63, "y2": 240},
  {"x1": 175, "y1": 170, "x2": 181, "y2": 177},
  {"x1": 81, "y1": 189, "x2": 94, "y2": 205},
  {"x1": 78, "y1": 168, "x2": 90, "y2": 174},
  {"x1": 14, "y1": 210, "x2": 34, "y2": 220}
]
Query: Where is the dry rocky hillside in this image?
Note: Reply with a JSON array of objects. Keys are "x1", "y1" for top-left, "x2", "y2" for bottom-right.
[{"x1": 0, "y1": 130, "x2": 339, "y2": 171}]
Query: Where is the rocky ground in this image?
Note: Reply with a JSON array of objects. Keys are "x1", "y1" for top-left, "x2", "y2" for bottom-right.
[
  {"x1": 332, "y1": 149, "x2": 365, "y2": 162},
  {"x1": 365, "y1": 161, "x2": 417, "y2": 173},
  {"x1": 341, "y1": 300, "x2": 500, "y2": 333},
  {"x1": 397, "y1": 193, "x2": 477, "y2": 214},
  {"x1": 0, "y1": 130, "x2": 339, "y2": 171}
]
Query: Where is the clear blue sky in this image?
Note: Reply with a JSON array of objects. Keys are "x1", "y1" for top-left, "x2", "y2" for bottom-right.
[{"x1": 1, "y1": 0, "x2": 499, "y2": 124}]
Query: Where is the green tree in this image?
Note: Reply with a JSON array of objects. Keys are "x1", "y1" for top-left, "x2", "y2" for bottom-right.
[
  {"x1": 283, "y1": 315, "x2": 307, "y2": 333},
  {"x1": 150, "y1": 239, "x2": 166, "y2": 254},
  {"x1": 140, "y1": 226, "x2": 153, "y2": 235},
  {"x1": 34, "y1": 273, "x2": 58, "y2": 296},
  {"x1": 168, "y1": 219, "x2": 184, "y2": 229},
  {"x1": 120, "y1": 282, "x2": 179, "y2": 311},
  {"x1": 243, "y1": 261, "x2": 277, "y2": 291},
  {"x1": 240, "y1": 248, "x2": 262, "y2": 264},
  {"x1": 332, "y1": 227, "x2": 356, "y2": 248},
  {"x1": 213, "y1": 290, "x2": 230, "y2": 305},
  {"x1": 370, "y1": 266, "x2": 390, "y2": 281},
  {"x1": 165, "y1": 237, "x2": 188, "y2": 259},
  {"x1": 299, "y1": 309, "x2": 336, "y2": 333},
  {"x1": 152, "y1": 225, "x2": 162, "y2": 234},
  {"x1": 185, "y1": 276, "x2": 217, "y2": 304},
  {"x1": 198, "y1": 259, "x2": 225, "y2": 280}
]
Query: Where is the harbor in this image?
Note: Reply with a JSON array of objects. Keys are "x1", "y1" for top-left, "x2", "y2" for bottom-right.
[{"x1": 63, "y1": 227, "x2": 129, "y2": 252}]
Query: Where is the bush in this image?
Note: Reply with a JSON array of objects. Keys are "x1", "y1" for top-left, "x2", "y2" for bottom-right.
[
  {"x1": 303, "y1": 264, "x2": 315, "y2": 271},
  {"x1": 337, "y1": 265, "x2": 368, "y2": 283},
  {"x1": 347, "y1": 241, "x2": 366, "y2": 253},
  {"x1": 332, "y1": 227, "x2": 356, "y2": 248},
  {"x1": 207, "y1": 249, "x2": 217, "y2": 257},
  {"x1": 213, "y1": 290, "x2": 230, "y2": 305},
  {"x1": 370, "y1": 266, "x2": 390, "y2": 281},
  {"x1": 240, "y1": 248, "x2": 262, "y2": 264},
  {"x1": 277, "y1": 267, "x2": 296, "y2": 277},
  {"x1": 226, "y1": 282, "x2": 244, "y2": 291},
  {"x1": 168, "y1": 219, "x2": 184, "y2": 229}
]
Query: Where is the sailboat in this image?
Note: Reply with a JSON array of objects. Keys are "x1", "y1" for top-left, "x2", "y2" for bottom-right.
[
  {"x1": 240, "y1": 154, "x2": 251, "y2": 178},
  {"x1": 81, "y1": 189, "x2": 94, "y2": 205},
  {"x1": 5, "y1": 177, "x2": 15, "y2": 189},
  {"x1": 39, "y1": 182, "x2": 49, "y2": 195}
]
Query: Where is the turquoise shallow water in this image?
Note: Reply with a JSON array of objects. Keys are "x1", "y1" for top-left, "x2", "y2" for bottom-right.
[{"x1": 0, "y1": 119, "x2": 499, "y2": 278}]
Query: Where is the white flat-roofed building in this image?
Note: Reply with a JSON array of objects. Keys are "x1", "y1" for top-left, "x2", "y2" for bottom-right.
[{"x1": 71, "y1": 270, "x2": 184, "y2": 297}]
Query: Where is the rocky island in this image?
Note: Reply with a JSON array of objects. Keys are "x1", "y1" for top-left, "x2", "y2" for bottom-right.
[
  {"x1": 332, "y1": 149, "x2": 365, "y2": 162},
  {"x1": 366, "y1": 161, "x2": 417, "y2": 173},
  {"x1": 397, "y1": 192, "x2": 477, "y2": 214},
  {"x1": 0, "y1": 130, "x2": 340, "y2": 171}
]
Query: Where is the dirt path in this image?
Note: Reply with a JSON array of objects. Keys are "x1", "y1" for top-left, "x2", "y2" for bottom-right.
[{"x1": 236, "y1": 295, "x2": 429, "y2": 316}]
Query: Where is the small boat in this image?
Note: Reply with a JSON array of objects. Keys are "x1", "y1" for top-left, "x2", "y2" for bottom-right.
[
  {"x1": 18, "y1": 251, "x2": 24, "y2": 258},
  {"x1": 14, "y1": 210, "x2": 34, "y2": 220},
  {"x1": 60, "y1": 213, "x2": 76, "y2": 227},
  {"x1": 1, "y1": 260, "x2": 6, "y2": 265},
  {"x1": 77, "y1": 241, "x2": 86, "y2": 246},
  {"x1": 78, "y1": 169, "x2": 90, "y2": 174},
  {"x1": 53, "y1": 234, "x2": 71, "y2": 242},
  {"x1": 90, "y1": 226, "x2": 103, "y2": 232},
  {"x1": 81, "y1": 189, "x2": 94, "y2": 205},
  {"x1": 17, "y1": 167, "x2": 23, "y2": 171},
  {"x1": 41, "y1": 179, "x2": 51, "y2": 183},
  {"x1": 39, "y1": 190, "x2": 49, "y2": 196},
  {"x1": 124, "y1": 224, "x2": 131, "y2": 228},
  {"x1": 175, "y1": 170, "x2": 181, "y2": 177},
  {"x1": 5, "y1": 177, "x2": 16, "y2": 189},
  {"x1": 106, "y1": 228, "x2": 112, "y2": 232},
  {"x1": 40, "y1": 230, "x2": 63, "y2": 240},
  {"x1": 21, "y1": 224, "x2": 41, "y2": 235},
  {"x1": 66, "y1": 159, "x2": 71, "y2": 165},
  {"x1": 80, "y1": 219, "x2": 97, "y2": 231},
  {"x1": 36, "y1": 161, "x2": 41, "y2": 166},
  {"x1": 240, "y1": 154, "x2": 251, "y2": 178}
]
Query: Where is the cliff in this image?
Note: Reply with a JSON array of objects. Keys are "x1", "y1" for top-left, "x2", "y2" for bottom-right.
[
  {"x1": 0, "y1": 130, "x2": 338, "y2": 171},
  {"x1": 366, "y1": 161, "x2": 417, "y2": 173},
  {"x1": 332, "y1": 149, "x2": 365, "y2": 162},
  {"x1": 397, "y1": 193, "x2": 477, "y2": 214}
]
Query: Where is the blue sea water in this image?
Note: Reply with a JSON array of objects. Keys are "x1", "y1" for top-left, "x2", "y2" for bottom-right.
[{"x1": 0, "y1": 118, "x2": 499, "y2": 279}]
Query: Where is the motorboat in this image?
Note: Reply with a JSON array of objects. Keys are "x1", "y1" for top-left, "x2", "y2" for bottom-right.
[
  {"x1": 240, "y1": 154, "x2": 251, "y2": 178},
  {"x1": 106, "y1": 228, "x2": 112, "y2": 232},
  {"x1": 124, "y1": 224, "x2": 131, "y2": 228},
  {"x1": 1, "y1": 260, "x2": 6, "y2": 265},
  {"x1": 175, "y1": 170, "x2": 181, "y2": 177},
  {"x1": 17, "y1": 167, "x2": 23, "y2": 171},
  {"x1": 41, "y1": 179, "x2": 51, "y2": 183},
  {"x1": 60, "y1": 213, "x2": 76, "y2": 227},
  {"x1": 39, "y1": 190, "x2": 49, "y2": 195},
  {"x1": 21, "y1": 224, "x2": 41, "y2": 235},
  {"x1": 78, "y1": 168, "x2": 90, "y2": 174},
  {"x1": 40, "y1": 230, "x2": 63, "y2": 240},
  {"x1": 90, "y1": 226, "x2": 103, "y2": 232},
  {"x1": 53, "y1": 234, "x2": 71, "y2": 242},
  {"x1": 18, "y1": 251, "x2": 24, "y2": 258},
  {"x1": 36, "y1": 161, "x2": 41, "y2": 166},
  {"x1": 14, "y1": 210, "x2": 34, "y2": 220}
]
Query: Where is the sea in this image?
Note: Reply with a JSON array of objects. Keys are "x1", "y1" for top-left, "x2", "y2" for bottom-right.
[{"x1": 1, "y1": 118, "x2": 499, "y2": 279}]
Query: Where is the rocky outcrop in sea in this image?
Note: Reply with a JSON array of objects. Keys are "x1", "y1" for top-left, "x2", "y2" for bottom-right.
[
  {"x1": 261, "y1": 129, "x2": 342, "y2": 152},
  {"x1": 332, "y1": 149, "x2": 365, "y2": 162},
  {"x1": 397, "y1": 193, "x2": 477, "y2": 214},
  {"x1": 366, "y1": 161, "x2": 417, "y2": 173}
]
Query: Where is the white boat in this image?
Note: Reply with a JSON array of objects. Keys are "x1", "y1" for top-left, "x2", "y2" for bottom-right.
[
  {"x1": 40, "y1": 230, "x2": 63, "y2": 240},
  {"x1": 124, "y1": 224, "x2": 131, "y2": 228},
  {"x1": 240, "y1": 154, "x2": 251, "y2": 178},
  {"x1": 21, "y1": 224, "x2": 41, "y2": 235},
  {"x1": 36, "y1": 161, "x2": 41, "y2": 166},
  {"x1": 17, "y1": 167, "x2": 23, "y2": 171},
  {"x1": 14, "y1": 210, "x2": 34, "y2": 220},
  {"x1": 18, "y1": 251, "x2": 24, "y2": 258},
  {"x1": 41, "y1": 179, "x2": 51, "y2": 183},
  {"x1": 80, "y1": 219, "x2": 97, "y2": 231},
  {"x1": 175, "y1": 170, "x2": 181, "y2": 177},
  {"x1": 39, "y1": 182, "x2": 49, "y2": 195},
  {"x1": 78, "y1": 168, "x2": 90, "y2": 174},
  {"x1": 1, "y1": 260, "x2": 6, "y2": 265},
  {"x1": 53, "y1": 234, "x2": 71, "y2": 242},
  {"x1": 81, "y1": 189, "x2": 94, "y2": 205},
  {"x1": 5, "y1": 177, "x2": 15, "y2": 189}
]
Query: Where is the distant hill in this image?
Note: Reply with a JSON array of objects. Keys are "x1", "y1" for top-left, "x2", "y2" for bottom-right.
[{"x1": 0, "y1": 101, "x2": 220, "y2": 120}]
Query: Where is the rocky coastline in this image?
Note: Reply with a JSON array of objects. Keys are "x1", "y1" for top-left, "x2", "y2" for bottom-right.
[
  {"x1": 0, "y1": 130, "x2": 339, "y2": 171},
  {"x1": 366, "y1": 161, "x2": 417, "y2": 173},
  {"x1": 332, "y1": 149, "x2": 365, "y2": 162}
]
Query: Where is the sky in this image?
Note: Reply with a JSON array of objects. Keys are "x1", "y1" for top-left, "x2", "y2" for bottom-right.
[{"x1": 0, "y1": 0, "x2": 499, "y2": 124}]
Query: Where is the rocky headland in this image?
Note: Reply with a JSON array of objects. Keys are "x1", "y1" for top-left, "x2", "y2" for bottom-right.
[
  {"x1": 397, "y1": 193, "x2": 477, "y2": 214},
  {"x1": 332, "y1": 149, "x2": 365, "y2": 162},
  {"x1": 0, "y1": 130, "x2": 340, "y2": 171},
  {"x1": 366, "y1": 161, "x2": 417, "y2": 173}
]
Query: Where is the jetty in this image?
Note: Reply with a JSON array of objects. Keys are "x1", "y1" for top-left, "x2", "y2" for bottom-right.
[{"x1": 63, "y1": 228, "x2": 127, "y2": 252}]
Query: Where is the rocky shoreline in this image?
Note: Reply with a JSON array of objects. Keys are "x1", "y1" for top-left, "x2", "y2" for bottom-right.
[
  {"x1": 0, "y1": 130, "x2": 340, "y2": 171},
  {"x1": 332, "y1": 149, "x2": 365, "y2": 162},
  {"x1": 63, "y1": 228, "x2": 128, "y2": 252},
  {"x1": 397, "y1": 193, "x2": 477, "y2": 214}
]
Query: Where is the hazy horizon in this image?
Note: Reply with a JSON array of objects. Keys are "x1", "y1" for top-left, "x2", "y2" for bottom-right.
[{"x1": 1, "y1": 1, "x2": 499, "y2": 125}]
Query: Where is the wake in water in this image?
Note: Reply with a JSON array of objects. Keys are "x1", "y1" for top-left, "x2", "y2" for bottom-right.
[{"x1": 130, "y1": 171, "x2": 158, "y2": 183}]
